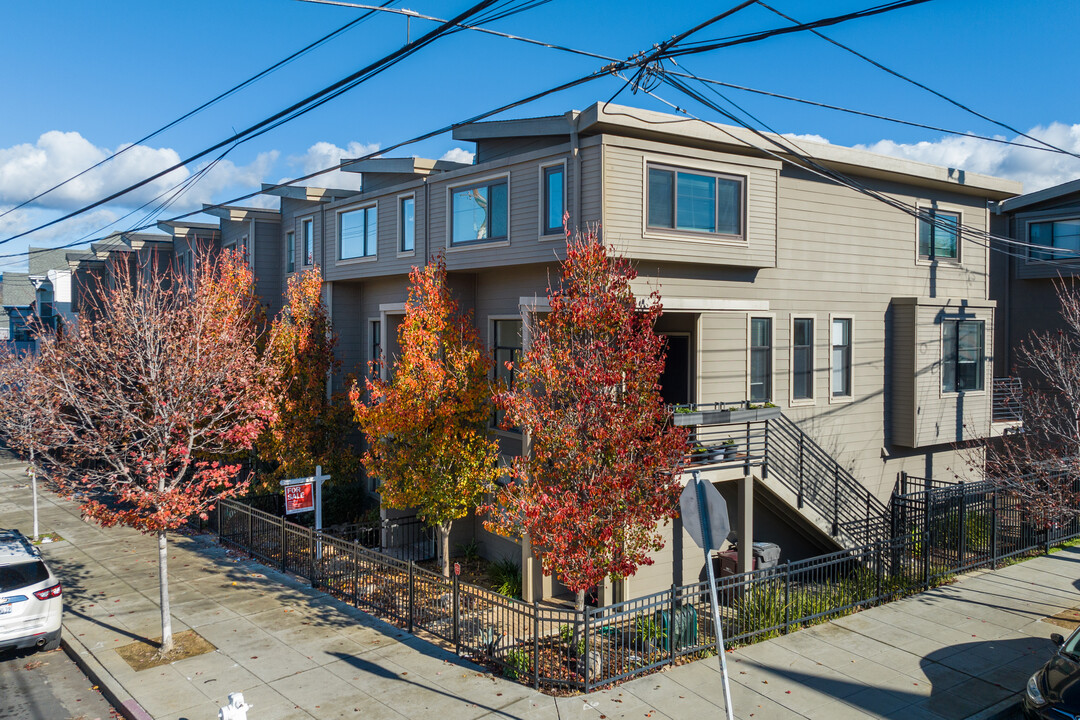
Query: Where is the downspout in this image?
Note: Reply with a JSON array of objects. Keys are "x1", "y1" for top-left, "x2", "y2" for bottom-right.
[{"x1": 423, "y1": 176, "x2": 431, "y2": 266}]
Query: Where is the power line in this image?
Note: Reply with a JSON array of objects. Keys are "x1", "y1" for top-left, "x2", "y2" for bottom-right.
[
  {"x1": 0, "y1": 0, "x2": 399, "y2": 223},
  {"x1": 0, "y1": 0, "x2": 504, "y2": 248},
  {"x1": 754, "y1": 0, "x2": 1080, "y2": 163}
]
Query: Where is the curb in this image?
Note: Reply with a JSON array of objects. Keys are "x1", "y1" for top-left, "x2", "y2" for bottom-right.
[
  {"x1": 964, "y1": 692, "x2": 1022, "y2": 720},
  {"x1": 61, "y1": 623, "x2": 153, "y2": 720}
]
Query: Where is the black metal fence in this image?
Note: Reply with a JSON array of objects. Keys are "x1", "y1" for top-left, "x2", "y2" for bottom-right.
[{"x1": 209, "y1": 480, "x2": 1080, "y2": 694}]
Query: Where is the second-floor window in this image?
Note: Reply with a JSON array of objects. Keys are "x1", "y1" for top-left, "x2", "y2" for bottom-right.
[
  {"x1": 542, "y1": 165, "x2": 564, "y2": 235},
  {"x1": 831, "y1": 318, "x2": 852, "y2": 398},
  {"x1": 302, "y1": 218, "x2": 314, "y2": 266},
  {"x1": 749, "y1": 317, "x2": 772, "y2": 403},
  {"x1": 792, "y1": 317, "x2": 814, "y2": 401},
  {"x1": 647, "y1": 164, "x2": 743, "y2": 237},
  {"x1": 1029, "y1": 219, "x2": 1080, "y2": 261},
  {"x1": 942, "y1": 319, "x2": 984, "y2": 393},
  {"x1": 918, "y1": 209, "x2": 959, "y2": 261},
  {"x1": 340, "y1": 206, "x2": 377, "y2": 259},
  {"x1": 493, "y1": 319, "x2": 522, "y2": 429},
  {"x1": 400, "y1": 197, "x2": 415, "y2": 252},
  {"x1": 451, "y1": 180, "x2": 508, "y2": 245},
  {"x1": 286, "y1": 231, "x2": 295, "y2": 273}
]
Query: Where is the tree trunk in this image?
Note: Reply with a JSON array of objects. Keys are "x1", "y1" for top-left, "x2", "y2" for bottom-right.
[
  {"x1": 439, "y1": 522, "x2": 451, "y2": 578},
  {"x1": 157, "y1": 530, "x2": 174, "y2": 654},
  {"x1": 572, "y1": 588, "x2": 586, "y2": 648}
]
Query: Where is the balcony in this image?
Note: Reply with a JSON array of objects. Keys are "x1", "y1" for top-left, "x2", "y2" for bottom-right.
[
  {"x1": 670, "y1": 402, "x2": 776, "y2": 472},
  {"x1": 991, "y1": 377, "x2": 1023, "y2": 435}
]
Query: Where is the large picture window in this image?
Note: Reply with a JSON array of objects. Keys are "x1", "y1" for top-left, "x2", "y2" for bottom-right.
[
  {"x1": 647, "y1": 164, "x2": 743, "y2": 237},
  {"x1": 942, "y1": 320, "x2": 984, "y2": 393},
  {"x1": 452, "y1": 180, "x2": 508, "y2": 245},
  {"x1": 792, "y1": 317, "x2": 814, "y2": 401},
  {"x1": 749, "y1": 317, "x2": 772, "y2": 403},
  {"x1": 400, "y1": 196, "x2": 415, "y2": 253},
  {"x1": 918, "y1": 209, "x2": 959, "y2": 261},
  {"x1": 340, "y1": 206, "x2": 377, "y2": 259},
  {"x1": 1029, "y1": 219, "x2": 1080, "y2": 261}
]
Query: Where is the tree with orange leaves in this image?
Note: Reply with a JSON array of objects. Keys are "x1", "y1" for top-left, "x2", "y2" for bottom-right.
[
  {"x1": 258, "y1": 266, "x2": 358, "y2": 492},
  {"x1": 0, "y1": 249, "x2": 279, "y2": 655},
  {"x1": 350, "y1": 255, "x2": 500, "y2": 577}
]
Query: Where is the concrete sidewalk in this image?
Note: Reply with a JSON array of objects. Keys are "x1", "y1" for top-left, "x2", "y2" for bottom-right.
[{"x1": 0, "y1": 453, "x2": 1073, "y2": 719}]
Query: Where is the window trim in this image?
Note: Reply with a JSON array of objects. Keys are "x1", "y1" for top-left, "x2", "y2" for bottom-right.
[
  {"x1": 789, "y1": 314, "x2": 816, "y2": 407},
  {"x1": 300, "y1": 216, "x2": 315, "y2": 267},
  {"x1": 445, "y1": 172, "x2": 511, "y2": 251},
  {"x1": 642, "y1": 159, "x2": 747, "y2": 244},
  {"x1": 397, "y1": 193, "x2": 416, "y2": 257},
  {"x1": 489, "y1": 314, "x2": 524, "y2": 437},
  {"x1": 828, "y1": 314, "x2": 854, "y2": 404},
  {"x1": 746, "y1": 313, "x2": 775, "y2": 405},
  {"x1": 286, "y1": 231, "x2": 295, "y2": 274},
  {"x1": 915, "y1": 205, "x2": 962, "y2": 265},
  {"x1": 368, "y1": 317, "x2": 382, "y2": 379},
  {"x1": 940, "y1": 318, "x2": 986, "y2": 396},
  {"x1": 336, "y1": 201, "x2": 379, "y2": 264},
  {"x1": 538, "y1": 160, "x2": 567, "y2": 239}
]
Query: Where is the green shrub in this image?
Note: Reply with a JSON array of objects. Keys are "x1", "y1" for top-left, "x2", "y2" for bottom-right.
[
  {"x1": 505, "y1": 648, "x2": 530, "y2": 680},
  {"x1": 489, "y1": 556, "x2": 522, "y2": 598}
]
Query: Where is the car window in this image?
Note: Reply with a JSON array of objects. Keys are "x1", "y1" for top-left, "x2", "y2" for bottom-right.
[
  {"x1": 0, "y1": 560, "x2": 49, "y2": 592},
  {"x1": 1064, "y1": 628, "x2": 1080, "y2": 657}
]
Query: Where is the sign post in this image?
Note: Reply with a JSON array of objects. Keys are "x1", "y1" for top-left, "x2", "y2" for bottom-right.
[
  {"x1": 281, "y1": 466, "x2": 331, "y2": 557},
  {"x1": 679, "y1": 471, "x2": 735, "y2": 720}
]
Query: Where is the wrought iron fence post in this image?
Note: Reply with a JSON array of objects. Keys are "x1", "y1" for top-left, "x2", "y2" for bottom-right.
[
  {"x1": 958, "y1": 482, "x2": 967, "y2": 567},
  {"x1": 280, "y1": 517, "x2": 286, "y2": 573},
  {"x1": 309, "y1": 528, "x2": 316, "y2": 588},
  {"x1": 875, "y1": 543, "x2": 882, "y2": 601},
  {"x1": 217, "y1": 502, "x2": 223, "y2": 538},
  {"x1": 532, "y1": 602, "x2": 540, "y2": 690},
  {"x1": 670, "y1": 584, "x2": 677, "y2": 659},
  {"x1": 991, "y1": 490, "x2": 999, "y2": 569},
  {"x1": 923, "y1": 528, "x2": 931, "y2": 590},
  {"x1": 453, "y1": 572, "x2": 460, "y2": 655},
  {"x1": 247, "y1": 506, "x2": 253, "y2": 557},
  {"x1": 783, "y1": 561, "x2": 791, "y2": 633},
  {"x1": 408, "y1": 561, "x2": 415, "y2": 634},
  {"x1": 353, "y1": 543, "x2": 360, "y2": 606},
  {"x1": 583, "y1": 606, "x2": 592, "y2": 694}
]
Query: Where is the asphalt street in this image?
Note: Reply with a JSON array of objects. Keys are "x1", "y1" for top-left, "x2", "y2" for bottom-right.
[{"x1": 0, "y1": 644, "x2": 115, "y2": 720}]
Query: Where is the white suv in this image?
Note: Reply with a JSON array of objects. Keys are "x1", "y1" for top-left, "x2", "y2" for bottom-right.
[{"x1": 0, "y1": 529, "x2": 62, "y2": 652}]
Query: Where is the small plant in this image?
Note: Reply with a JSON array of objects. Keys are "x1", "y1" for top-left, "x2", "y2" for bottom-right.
[
  {"x1": 634, "y1": 614, "x2": 667, "y2": 646},
  {"x1": 456, "y1": 537, "x2": 481, "y2": 565},
  {"x1": 489, "y1": 556, "x2": 522, "y2": 598},
  {"x1": 505, "y1": 648, "x2": 530, "y2": 680},
  {"x1": 764, "y1": 402, "x2": 778, "y2": 408},
  {"x1": 558, "y1": 624, "x2": 586, "y2": 656}
]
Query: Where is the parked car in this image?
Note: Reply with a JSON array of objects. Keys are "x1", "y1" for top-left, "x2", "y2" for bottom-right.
[
  {"x1": 0, "y1": 529, "x2": 62, "y2": 653},
  {"x1": 1024, "y1": 627, "x2": 1080, "y2": 718}
]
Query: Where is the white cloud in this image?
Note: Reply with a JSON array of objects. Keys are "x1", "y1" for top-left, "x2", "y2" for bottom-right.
[
  {"x1": 284, "y1": 140, "x2": 379, "y2": 191},
  {"x1": 783, "y1": 133, "x2": 832, "y2": 145},
  {"x1": 439, "y1": 147, "x2": 475, "y2": 164},
  {"x1": 853, "y1": 122, "x2": 1080, "y2": 193}
]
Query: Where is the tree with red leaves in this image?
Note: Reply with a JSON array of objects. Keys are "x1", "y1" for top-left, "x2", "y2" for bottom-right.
[
  {"x1": 0, "y1": 250, "x2": 279, "y2": 654},
  {"x1": 977, "y1": 279, "x2": 1080, "y2": 527},
  {"x1": 258, "y1": 266, "x2": 358, "y2": 492},
  {"x1": 483, "y1": 229, "x2": 689, "y2": 616},
  {"x1": 351, "y1": 255, "x2": 500, "y2": 577}
]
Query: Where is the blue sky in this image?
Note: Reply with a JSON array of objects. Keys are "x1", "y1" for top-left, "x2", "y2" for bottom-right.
[{"x1": 1, "y1": 0, "x2": 1078, "y2": 271}]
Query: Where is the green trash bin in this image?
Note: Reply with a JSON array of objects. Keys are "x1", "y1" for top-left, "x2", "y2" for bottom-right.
[{"x1": 655, "y1": 604, "x2": 698, "y2": 651}]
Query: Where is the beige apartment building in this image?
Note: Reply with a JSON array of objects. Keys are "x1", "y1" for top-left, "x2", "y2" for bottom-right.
[{"x1": 70, "y1": 102, "x2": 1024, "y2": 602}]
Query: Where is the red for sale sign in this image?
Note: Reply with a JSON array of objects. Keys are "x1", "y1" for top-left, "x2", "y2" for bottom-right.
[{"x1": 284, "y1": 482, "x2": 315, "y2": 514}]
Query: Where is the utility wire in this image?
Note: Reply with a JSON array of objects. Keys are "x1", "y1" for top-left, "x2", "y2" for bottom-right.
[
  {"x1": 0, "y1": 0, "x2": 502, "y2": 247},
  {"x1": 754, "y1": 0, "x2": 1080, "y2": 163},
  {"x1": 0, "y1": 0, "x2": 399, "y2": 223}
]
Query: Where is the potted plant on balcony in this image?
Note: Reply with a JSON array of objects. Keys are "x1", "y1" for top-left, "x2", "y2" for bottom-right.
[{"x1": 720, "y1": 438, "x2": 738, "y2": 460}]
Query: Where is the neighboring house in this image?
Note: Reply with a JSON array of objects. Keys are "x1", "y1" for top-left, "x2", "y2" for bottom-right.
[
  {"x1": 991, "y1": 179, "x2": 1080, "y2": 395},
  {"x1": 2, "y1": 246, "x2": 76, "y2": 352},
  {"x1": 253, "y1": 102, "x2": 1022, "y2": 602}
]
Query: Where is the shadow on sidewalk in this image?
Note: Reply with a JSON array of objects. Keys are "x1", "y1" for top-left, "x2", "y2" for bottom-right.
[{"x1": 331, "y1": 652, "x2": 526, "y2": 719}]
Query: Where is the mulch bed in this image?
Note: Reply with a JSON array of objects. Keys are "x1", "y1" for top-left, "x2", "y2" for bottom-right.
[{"x1": 115, "y1": 629, "x2": 216, "y2": 671}]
